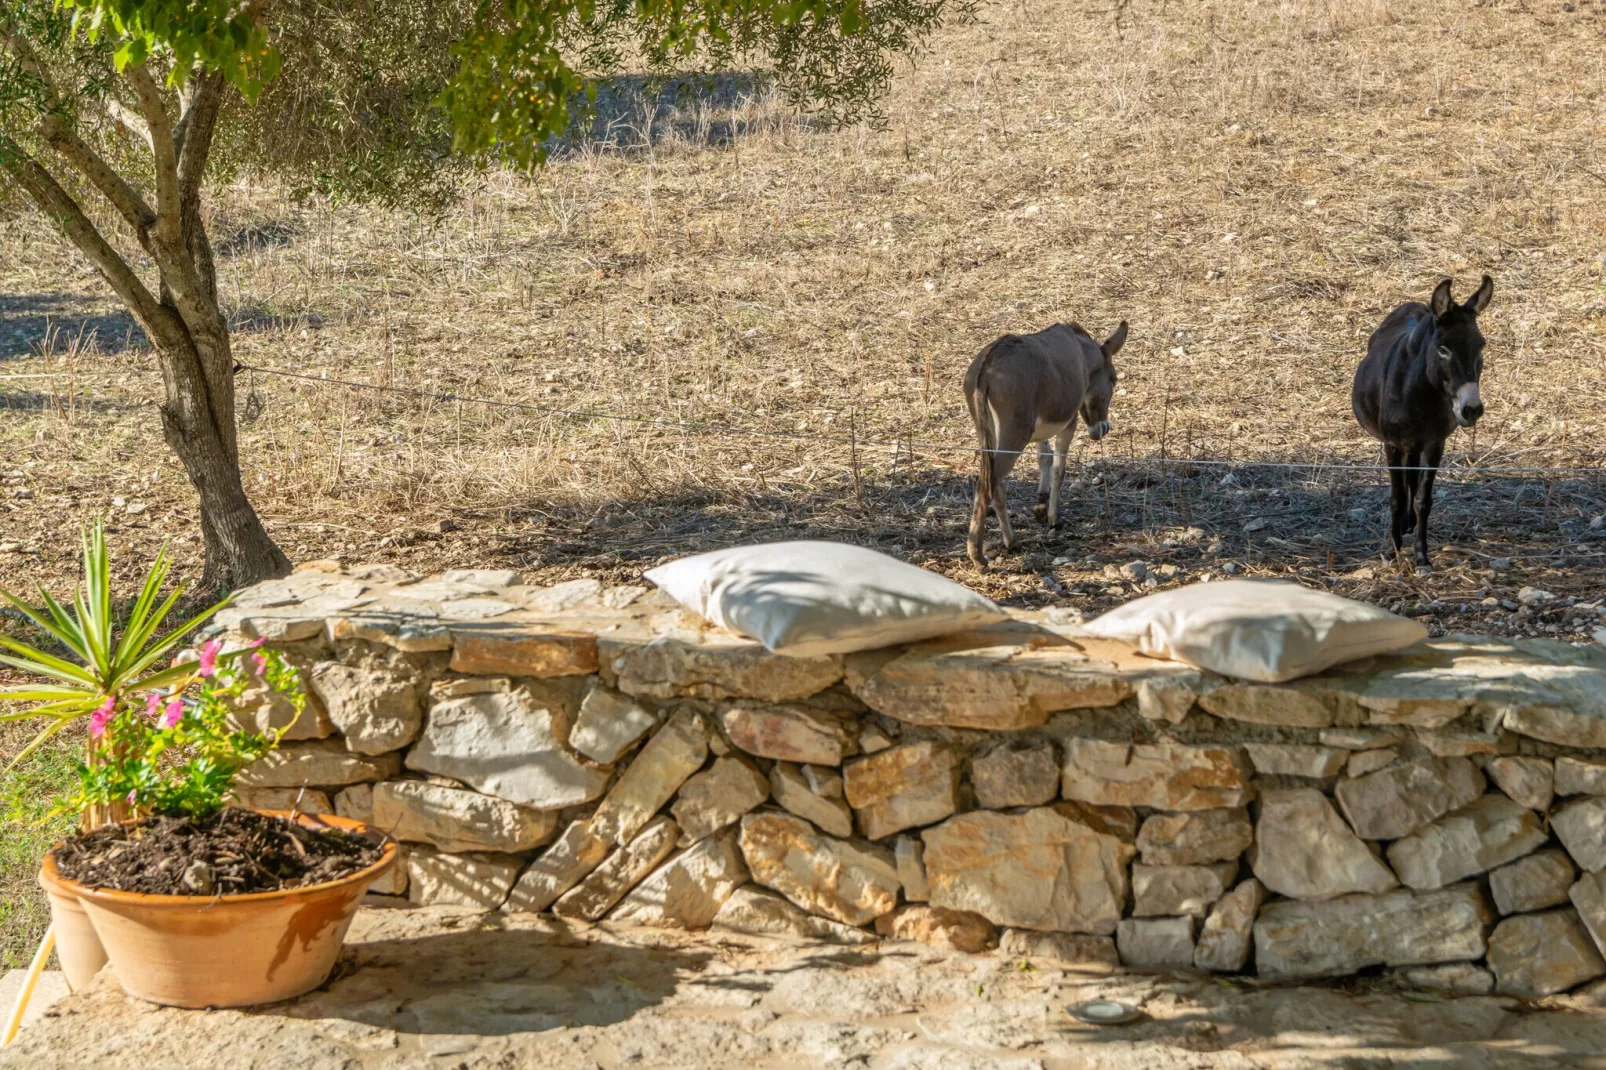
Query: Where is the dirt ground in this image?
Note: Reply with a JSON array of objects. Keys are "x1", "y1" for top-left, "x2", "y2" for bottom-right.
[
  {"x1": 4, "y1": 0, "x2": 1606, "y2": 637},
  {"x1": 5, "y1": 905, "x2": 1606, "y2": 1069}
]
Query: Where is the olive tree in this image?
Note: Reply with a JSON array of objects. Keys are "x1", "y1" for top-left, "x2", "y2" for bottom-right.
[{"x1": 0, "y1": 0, "x2": 964, "y2": 590}]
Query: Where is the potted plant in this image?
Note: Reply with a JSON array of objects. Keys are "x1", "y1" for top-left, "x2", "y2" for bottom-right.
[{"x1": 2, "y1": 527, "x2": 396, "y2": 1009}]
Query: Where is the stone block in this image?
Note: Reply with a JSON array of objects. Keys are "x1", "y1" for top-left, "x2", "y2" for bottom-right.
[
  {"x1": 449, "y1": 625, "x2": 597, "y2": 677},
  {"x1": 1490, "y1": 848, "x2": 1576, "y2": 915},
  {"x1": 238, "y1": 739, "x2": 402, "y2": 788},
  {"x1": 720, "y1": 703, "x2": 854, "y2": 766},
  {"x1": 553, "y1": 817, "x2": 680, "y2": 922},
  {"x1": 970, "y1": 741, "x2": 1060, "y2": 809},
  {"x1": 372, "y1": 779, "x2": 559, "y2": 853},
  {"x1": 875, "y1": 905, "x2": 997, "y2": 953},
  {"x1": 1398, "y1": 962, "x2": 1495, "y2": 995},
  {"x1": 569, "y1": 681, "x2": 657, "y2": 764},
  {"x1": 1061, "y1": 740, "x2": 1252, "y2": 811},
  {"x1": 1345, "y1": 748, "x2": 1397, "y2": 778},
  {"x1": 309, "y1": 662, "x2": 422, "y2": 755},
  {"x1": 442, "y1": 568, "x2": 521, "y2": 589},
  {"x1": 334, "y1": 784, "x2": 373, "y2": 823},
  {"x1": 611, "y1": 637, "x2": 841, "y2": 702},
  {"x1": 1320, "y1": 727, "x2": 1405, "y2": 750},
  {"x1": 503, "y1": 819, "x2": 610, "y2": 913},
  {"x1": 1131, "y1": 863, "x2": 1237, "y2": 918},
  {"x1": 1242, "y1": 743, "x2": 1347, "y2": 778},
  {"x1": 711, "y1": 886, "x2": 875, "y2": 944},
  {"x1": 1199, "y1": 684, "x2": 1334, "y2": 728},
  {"x1": 610, "y1": 832, "x2": 750, "y2": 929},
  {"x1": 1253, "y1": 883, "x2": 1493, "y2": 980},
  {"x1": 921, "y1": 805, "x2": 1133, "y2": 934},
  {"x1": 843, "y1": 741, "x2": 960, "y2": 840},
  {"x1": 1334, "y1": 757, "x2": 1486, "y2": 840},
  {"x1": 407, "y1": 685, "x2": 610, "y2": 810},
  {"x1": 1136, "y1": 808, "x2": 1252, "y2": 866},
  {"x1": 1557, "y1": 756, "x2": 1606, "y2": 797},
  {"x1": 1248, "y1": 788, "x2": 1398, "y2": 901},
  {"x1": 769, "y1": 763, "x2": 854, "y2": 838},
  {"x1": 1554, "y1": 797, "x2": 1606, "y2": 872},
  {"x1": 672, "y1": 756, "x2": 770, "y2": 843},
  {"x1": 233, "y1": 788, "x2": 333, "y2": 814},
  {"x1": 896, "y1": 836, "x2": 930, "y2": 902},
  {"x1": 405, "y1": 846, "x2": 522, "y2": 909},
  {"x1": 1570, "y1": 870, "x2": 1606, "y2": 959},
  {"x1": 1487, "y1": 910, "x2": 1606, "y2": 998},
  {"x1": 1194, "y1": 878, "x2": 1266, "y2": 973},
  {"x1": 1117, "y1": 917, "x2": 1196, "y2": 970},
  {"x1": 1385, "y1": 794, "x2": 1547, "y2": 890},
  {"x1": 998, "y1": 929, "x2": 1119, "y2": 970},
  {"x1": 590, "y1": 707, "x2": 710, "y2": 845},
  {"x1": 1486, "y1": 756, "x2": 1555, "y2": 812},
  {"x1": 737, "y1": 812, "x2": 900, "y2": 927}
]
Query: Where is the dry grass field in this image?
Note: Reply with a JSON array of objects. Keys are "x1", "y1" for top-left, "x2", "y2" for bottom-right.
[{"x1": 3, "y1": 0, "x2": 1606, "y2": 642}]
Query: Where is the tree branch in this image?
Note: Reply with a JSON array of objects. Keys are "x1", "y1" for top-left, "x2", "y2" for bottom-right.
[
  {"x1": 103, "y1": 97, "x2": 155, "y2": 151},
  {"x1": 177, "y1": 72, "x2": 227, "y2": 308},
  {"x1": 125, "y1": 63, "x2": 182, "y2": 243},
  {"x1": 0, "y1": 134, "x2": 178, "y2": 344}
]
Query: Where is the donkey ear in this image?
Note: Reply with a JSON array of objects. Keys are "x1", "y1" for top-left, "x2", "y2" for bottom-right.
[
  {"x1": 1430, "y1": 278, "x2": 1455, "y2": 318},
  {"x1": 1464, "y1": 274, "x2": 1494, "y2": 316},
  {"x1": 1102, "y1": 321, "x2": 1128, "y2": 360}
]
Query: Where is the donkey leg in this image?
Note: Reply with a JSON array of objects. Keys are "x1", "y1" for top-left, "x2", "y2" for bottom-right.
[
  {"x1": 1385, "y1": 445, "x2": 1409, "y2": 557},
  {"x1": 1047, "y1": 424, "x2": 1074, "y2": 529},
  {"x1": 991, "y1": 446, "x2": 1023, "y2": 551},
  {"x1": 1035, "y1": 442, "x2": 1053, "y2": 524},
  {"x1": 967, "y1": 476, "x2": 991, "y2": 568},
  {"x1": 1413, "y1": 440, "x2": 1444, "y2": 573}
]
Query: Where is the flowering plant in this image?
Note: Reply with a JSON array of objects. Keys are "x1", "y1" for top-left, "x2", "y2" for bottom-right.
[{"x1": 64, "y1": 638, "x2": 305, "y2": 820}]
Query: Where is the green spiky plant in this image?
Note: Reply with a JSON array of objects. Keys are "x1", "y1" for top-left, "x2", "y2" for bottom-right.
[{"x1": 0, "y1": 522, "x2": 230, "y2": 826}]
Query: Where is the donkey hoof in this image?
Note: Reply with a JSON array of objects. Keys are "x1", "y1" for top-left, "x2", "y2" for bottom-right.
[
  {"x1": 1034, "y1": 505, "x2": 1049, "y2": 524},
  {"x1": 1417, "y1": 563, "x2": 1433, "y2": 577}
]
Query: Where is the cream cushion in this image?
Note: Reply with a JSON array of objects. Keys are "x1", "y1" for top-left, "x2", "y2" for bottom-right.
[
  {"x1": 1082, "y1": 579, "x2": 1427, "y2": 682},
  {"x1": 644, "y1": 541, "x2": 1007, "y2": 656}
]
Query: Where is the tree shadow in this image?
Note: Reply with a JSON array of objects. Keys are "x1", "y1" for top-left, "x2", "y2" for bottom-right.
[
  {"x1": 550, "y1": 71, "x2": 809, "y2": 157},
  {"x1": 0, "y1": 293, "x2": 143, "y2": 359},
  {"x1": 214, "y1": 219, "x2": 300, "y2": 259}
]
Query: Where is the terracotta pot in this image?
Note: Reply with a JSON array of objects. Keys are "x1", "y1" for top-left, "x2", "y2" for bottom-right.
[
  {"x1": 36, "y1": 869, "x2": 108, "y2": 992},
  {"x1": 40, "y1": 810, "x2": 397, "y2": 1009}
]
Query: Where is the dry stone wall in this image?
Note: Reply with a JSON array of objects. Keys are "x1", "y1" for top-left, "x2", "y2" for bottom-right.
[{"x1": 219, "y1": 562, "x2": 1606, "y2": 997}]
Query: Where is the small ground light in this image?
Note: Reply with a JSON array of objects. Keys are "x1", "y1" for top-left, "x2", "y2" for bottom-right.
[{"x1": 1066, "y1": 1001, "x2": 1143, "y2": 1026}]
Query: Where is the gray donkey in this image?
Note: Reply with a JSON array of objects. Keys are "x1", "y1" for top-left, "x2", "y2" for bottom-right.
[{"x1": 963, "y1": 321, "x2": 1127, "y2": 567}]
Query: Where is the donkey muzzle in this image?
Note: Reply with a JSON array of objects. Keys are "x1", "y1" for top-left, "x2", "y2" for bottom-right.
[
  {"x1": 1087, "y1": 420, "x2": 1110, "y2": 441},
  {"x1": 1452, "y1": 383, "x2": 1484, "y2": 427}
]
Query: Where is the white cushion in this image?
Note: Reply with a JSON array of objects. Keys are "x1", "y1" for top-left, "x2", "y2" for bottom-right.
[
  {"x1": 644, "y1": 541, "x2": 1007, "y2": 657},
  {"x1": 1082, "y1": 579, "x2": 1427, "y2": 683}
]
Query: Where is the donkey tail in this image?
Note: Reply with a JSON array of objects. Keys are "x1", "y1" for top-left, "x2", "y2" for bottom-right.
[{"x1": 972, "y1": 342, "x2": 1000, "y2": 508}]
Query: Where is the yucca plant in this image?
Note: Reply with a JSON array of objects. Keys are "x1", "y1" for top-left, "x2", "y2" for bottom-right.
[{"x1": 0, "y1": 523, "x2": 231, "y2": 825}]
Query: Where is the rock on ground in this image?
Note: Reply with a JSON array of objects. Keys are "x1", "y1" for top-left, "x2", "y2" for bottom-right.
[
  {"x1": 609, "y1": 831, "x2": 749, "y2": 929},
  {"x1": 1248, "y1": 788, "x2": 1399, "y2": 901},
  {"x1": 503, "y1": 818, "x2": 609, "y2": 913},
  {"x1": 712, "y1": 886, "x2": 876, "y2": 944},
  {"x1": 1194, "y1": 878, "x2": 1266, "y2": 973},
  {"x1": 921, "y1": 805, "x2": 1134, "y2": 935},
  {"x1": 1253, "y1": 883, "x2": 1493, "y2": 980},
  {"x1": 1117, "y1": 917, "x2": 1195, "y2": 970}
]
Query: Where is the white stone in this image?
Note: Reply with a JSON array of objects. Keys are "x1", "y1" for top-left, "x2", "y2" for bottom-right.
[
  {"x1": 1253, "y1": 883, "x2": 1494, "y2": 980},
  {"x1": 1248, "y1": 788, "x2": 1398, "y2": 901},
  {"x1": 1554, "y1": 797, "x2": 1606, "y2": 872},
  {"x1": 405, "y1": 846, "x2": 522, "y2": 909},
  {"x1": 610, "y1": 832, "x2": 750, "y2": 929},
  {"x1": 1385, "y1": 794, "x2": 1547, "y2": 890},
  {"x1": 921, "y1": 806, "x2": 1133, "y2": 935},
  {"x1": 503, "y1": 819, "x2": 610, "y2": 913},
  {"x1": 1061, "y1": 740, "x2": 1253, "y2": 811},
  {"x1": 671, "y1": 756, "x2": 770, "y2": 843},
  {"x1": 1334, "y1": 757, "x2": 1486, "y2": 840},
  {"x1": 309, "y1": 662, "x2": 422, "y2": 755},
  {"x1": 554, "y1": 817, "x2": 681, "y2": 922},
  {"x1": 768, "y1": 763, "x2": 854, "y2": 838},
  {"x1": 1131, "y1": 863, "x2": 1237, "y2": 918},
  {"x1": 1194, "y1": 878, "x2": 1266, "y2": 973},
  {"x1": 1117, "y1": 917, "x2": 1195, "y2": 970},
  {"x1": 590, "y1": 707, "x2": 710, "y2": 845},
  {"x1": 1486, "y1": 756, "x2": 1555, "y2": 812},
  {"x1": 843, "y1": 741, "x2": 960, "y2": 840},
  {"x1": 442, "y1": 568, "x2": 521, "y2": 589},
  {"x1": 711, "y1": 886, "x2": 875, "y2": 944},
  {"x1": 569, "y1": 681, "x2": 658, "y2": 764},
  {"x1": 406, "y1": 685, "x2": 610, "y2": 809},
  {"x1": 1487, "y1": 909, "x2": 1606, "y2": 998},
  {"x1": 1490, "y1": 848, "x2": 1576, "y2": 915},
  {"x1": 1242, "y1": 743, "x2": 1347, "y2": 778},
  {"x1": 1136, "y1": 808, "x2": 1252, "y2": 866},
  {"x1": 738, "y1": 812, "x2": 901, "y2": 927},
  {"x1": 372, "y1": 780, "x2": 558, "y2": 853}
]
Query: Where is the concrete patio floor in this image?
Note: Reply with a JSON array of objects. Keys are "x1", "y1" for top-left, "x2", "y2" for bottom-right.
[{"x1": 4, "y1": 904, "x2": 1606, "y2": 1069}]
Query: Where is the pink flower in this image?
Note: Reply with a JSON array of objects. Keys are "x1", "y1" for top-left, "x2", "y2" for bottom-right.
[
  {"x1": 145, "y1": 693, "x2": 161, "y2": 719},
  {"x1": 89, "y1": 696, "x2": 115, "y2": 738},
  {"x1": 160, "y1": 698, "x2": 183, "y2": 729},
  {"x1": 197, "y1": 639, "x2": 222, "y2": 677},
  {"x1": 252, "y1": 637, "x2": 266, "y2": 649},
  {"x1": 252, "y1": 652, "x2": 267, "y2": 675},
  {"x1": 125, "y1": 790, "x2": 137, "y2": 806}
]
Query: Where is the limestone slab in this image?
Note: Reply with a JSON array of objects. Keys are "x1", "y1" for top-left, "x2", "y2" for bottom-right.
[
  {"x1": 1117, "y1": 917, "x2": 1196, "y2": 970},
  {"x1": 1199, "y1": 684, "x2": 1335, "y2": 728},
  {"x1": 405, "y1": 846, "x2": 522, "y2": 909},
  {"x1": 921, "y1": 805, "x2": 1134, "y2": 935},
  {"x1": 1487, "y1": 909, "x2": 1606, "y2": 998},
  {"x1": 874, "y1": 905, "x2": 997, "y2": 953},
  {"x1": 896, "y1": 835, "x2": 930, "y2": 902},
  {"x1": 711, "y1": 886, "x2": 875, "y2": 944},
  {"x1": 1490, "y1": 848, "x2": 1577, "y2": 915},
  {"x1": 1248, "y1": 788, "x2": 1398, "y2": 901},
  {"x1": 1554, "y1": 796, "x2": 1606, "y2": 872},
  {"x1": 998, "y1": 929, "x2": 1119, "y2": 971},
  {"x1": 720, "y1": 704, "x2": 853, "y2": 765},
  {"x1": 1346, "y1": 748, "x2": 1397, "y2": 778},
  {"x1": 1557, "y1": 756, "x2": 1606, "y2": 797},
  {"x1": 238, "y1": 739, "x2": 402, "y2": 788},
  {"x1": 1131, "y1": 863, "x2": 1237, "y2": 918},
  {"x1": 843, "y1": 741, "x2": 960, "y2": 840},
  {"x1": 569, "y1": 681, "x2": 657, "y2": 764},
  {"x1": 553, "y1": 817, "x2": 681, "y2": 922},
  {"x1": 449, "y1": 624, "x2": 597, "y2": 677},
  {"x1": 1253, "y1": 883, "x2": 1493, "y2": 980},
  {"x1": 1571, "y1": 870, "x2": 1606, "y2": 960},
  {"x1": 1486, "y1": 756, "x2": 1555, "y2": 812},
  {"x1": 233, "y1": 787, "x2": 333, "y2": 814},
  {"x1": 1386, "y1": 793, "x2": 1547, "y2": 889},
  {"x1": 1061, "y1": 740, "x2": 1252, "y2": 811},
  {"x1": 737, "y1": 812, "x2": 900, "y2": 927},
  {"x1": 406, "y1": 686, "x2": 610, "y2": 809},
  {"x1": 334, "y1": 784, "x2": 372, "y2": 822},
  {"x1": 1399, "y1": 962, "x2": 1495, "y2": 996},
  {"x1": 310, "y1": 661, "x2": 422, "y2": 755},
  {"x1": 611, "y1": 637, "x2": 842, "y2": 702},
  {"x1": 590, "y1": 708, "x2": 709, "y2": 845},
  {"x1": 503, "y1": 819, "x2": 610, "y2": 913},
  {"x1": 1242, "y1": 743, "x2": 1347, "y2": 778},
  {"x1": 1136, "y1": 808, "x2": 1253, "y2": 866},
  {"x1": 1194, "y1": 878, "x2": 1266, "y2": 973},
  {"x1": 768, "y1": 763, "x2": 854, "y2": 838},
  {"x1": 1333, "y1": 757, "x2": 1486, "y2": 840},
  {"x1": 610, "y1": 832, "x2": 750, "y2": 929},
  {"x1": 372, "y1": 779, "x2": 559, "y2": 853},
  {"x1": 671, "y1": 756, "x2": 770, "y2": 843},
  {"x1": 971, "y1": 741, "x2": 1060, "y2": 810}
]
